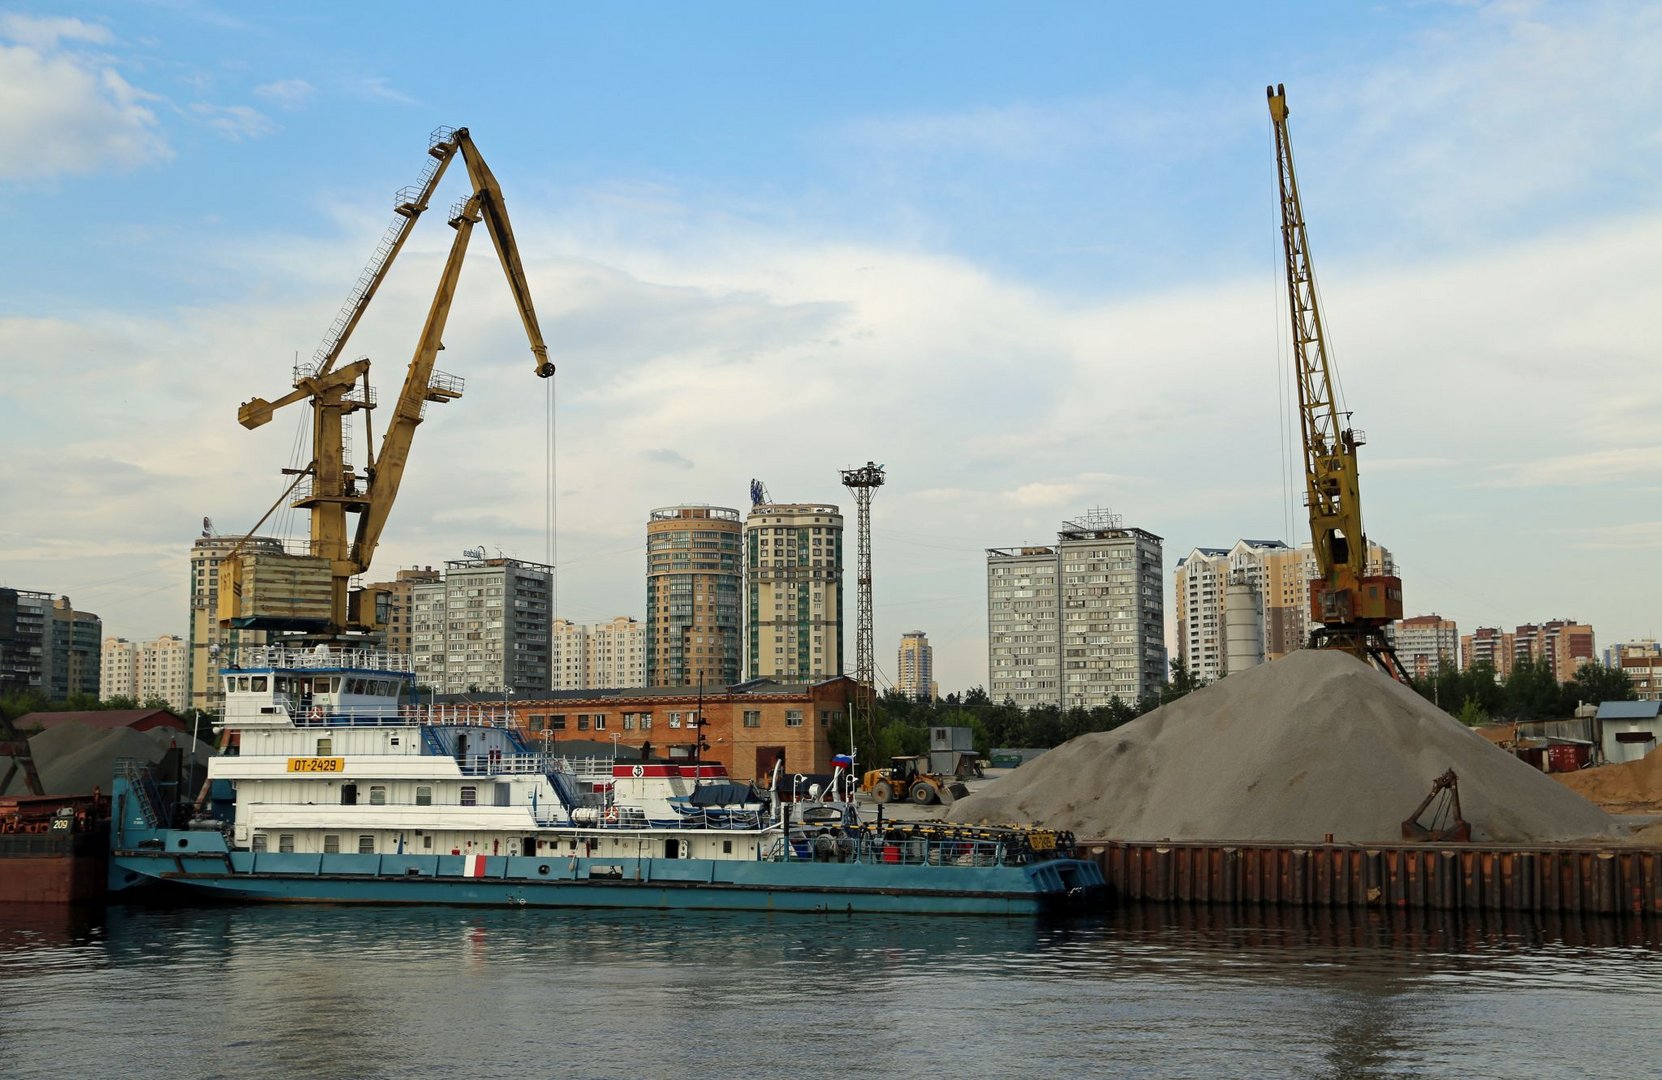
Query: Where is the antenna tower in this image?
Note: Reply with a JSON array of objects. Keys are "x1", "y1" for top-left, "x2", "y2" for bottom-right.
[{"x1": 839, "y1": 461, "x2": 885, "y2": 745}]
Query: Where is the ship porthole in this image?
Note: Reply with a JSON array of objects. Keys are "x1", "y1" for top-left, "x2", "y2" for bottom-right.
[
  {"x1": 538, "y1": 864, "x2": 550, "y2": 875},
  {"x1": 177, "y1": 839, "x2": 189, "y2": 848}
]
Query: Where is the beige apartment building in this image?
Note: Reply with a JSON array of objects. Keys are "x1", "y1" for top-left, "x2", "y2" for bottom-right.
[
  {"x1": 411, "y1": 556, "x2": 554, "y2": 695},
  {"x1": 1175, "y1": 538, "x2": 1395, "y2": 681},
  {"x1": 189, "y1": 535, "x2": 279, "y2": 715},
  {"x1": 357, "y1": 566, "x2": 442, "y2": 656},
  {"x1": 101, "y1": 634, "x2": 189, "y2": 711},
  {"x1": 1608, "y1": 640, "x2": 1662, "y2": 701},
  {"x1": 551, "y1": 616, "x2": 647, "y2": 690},
  {"x1": 1461, "y1": 626, "x2": 1516, "y2": 678},
  {"x1": 645, "y1": 506, "x2": 743, "y2": 687},
  {"x1": 1391, "y1": 614, "x2": 1460, "y2": 680},
  {"x1": 744, "y1": 501, "x2": 843, "y2": 682},
  {"x1": 896, "y1": 630, "x2": 936, "y2": 700}
]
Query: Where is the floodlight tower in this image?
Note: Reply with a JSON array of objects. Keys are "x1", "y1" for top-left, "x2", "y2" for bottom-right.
[{"x1": 840, "y1": 461, "x2": 885, "y2": 746}]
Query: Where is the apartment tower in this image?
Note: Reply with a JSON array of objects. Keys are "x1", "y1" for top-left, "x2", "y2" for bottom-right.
[
  {"x1": 410, "y1": 556, "x2": 554, "y2": 695},
  {"x1": 645, "y1": 506, "x2": 742, "y2": 687},
  {"x1": 744, "y1": 501, "x2": 843, "y2": 682},
  {"x1": 551, "y1": 616, "x2": 647, "y2": 691},
  {"x1": 986, "y1": 510, "x2": 1166, "y2": 708},
  {"x1": 896, "y1": 630, "x2": 936, "y2": 701},
  {"x1": 190, "y1": 535, "x2": 281, "y2": 715}
]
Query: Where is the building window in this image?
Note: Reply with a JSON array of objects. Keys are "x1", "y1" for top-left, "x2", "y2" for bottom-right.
[
  {"x1": 577, "y1": 715, "x2": 590, "y2": 731},
  {"x1": 278, "y1": 833, "x2": 295, "y2": 853},
  {"x1": 820, "y1": 710, "x2": 832, "y2": 727},
  {"x1": 593, "y1": 715, "x2": 606, "y2": 731},
  {"x1": 369, "y1": 785, "x2": 387, "y2": 806},
  {"x1": 460, "y1": 786, "x2": 477, "y2": 807},
  {"x1": 640, "y1": 715, "x2": 653, "y2": 730},
  {"x1": 785, "y1": 709, "x2": 803, "y2": 728},
  {"x1": 358, "y1": 835, "x2": 375, "y2": 854},
  {"x1": 623, "y1": 714, "x2": 636, "y2": 730},
  {"x1": 669, "y1": 712, "x2": 682, "y2": 729},
  {"x1": 528, "y1": 715, "x2": 545, "y2": 731},
  {"x1": 550, "y1": 715, "x2": 567, "y2": 730},
  {"x1": 415, "y1": 786, "x2": 432, "y2": 806},
  {"x1": 743, "y1": 710, "x2": 761, "y2": 729}
]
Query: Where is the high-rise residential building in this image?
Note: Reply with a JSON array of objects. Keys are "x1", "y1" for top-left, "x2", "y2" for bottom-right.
[
  {"x1": 645, "y1": 506, "x2": 742, "y2": 688},
  {"x1": 102, "y1": 635, "x2": 190, "y2": 711},
  {"x1": 1391, "y1": 614, "x2": 1460, "y2": 680},
  {"x1": 1461, "y1": 626, "x2": 1515, "y2": 678},
  {"x1": 1174, "y1": 538, "x2": 1397, "y2": 682},
  {"x1": 190, "y1": 535, "x2": 281, "y2": 716},
  {"x1": 411, "y1": 556, "x2": 554, "y2": 695},
  {"x1": 744, "y1": 501, "x2": 843, "y2": 682},
  {"x1": 46, "y1": 597, "x2": 101, "y2": 701},
  {"x1": 101, "y1": 638, "x2": 139, "y2": 701},
  {"x1": 357, "y1": 566, "x2": 442, "y2": 656},
  {"x1": 0, "y1": 588, "x2": 51, "y2": 697},
  {"x1": 987, "y1": 510, "x2": 1166, "y2": 709},
  {"x1": 896, "y1": 631, "x2": 936, "y2": 700},
  {"x1": 551, "y1": 617, "x2": 647, "y2": 690},
  {"x1": 1514, "y1": 620, "x2": 1596, "y2": 684},
  {"x1": 1608, "y1": 640, "x2": 1662, "y2": 701}
]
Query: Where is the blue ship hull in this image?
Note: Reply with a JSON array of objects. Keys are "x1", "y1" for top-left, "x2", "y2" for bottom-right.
[{"x1": 110, "y1": 833, "x2": 1104, "y2": 916}]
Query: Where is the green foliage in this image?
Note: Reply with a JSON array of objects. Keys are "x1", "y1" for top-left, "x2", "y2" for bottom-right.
[
  {"x1": 1562, "y1": 663, "x2": 1634, "y2": 710},
  {"x1": 1455, "y1": 697, "x2": 1489, "y2": 727},
  {"x1": 102, "y1": 695, "x2": 140, "y2": 710},
  {"x1": 1500, "y1": 658, "x2": 1564, "y2": 721}
]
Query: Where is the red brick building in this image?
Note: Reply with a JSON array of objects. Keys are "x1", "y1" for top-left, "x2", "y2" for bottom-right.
[{"x1": 497, "y1": 676, "x2": 858, "y2": 782}]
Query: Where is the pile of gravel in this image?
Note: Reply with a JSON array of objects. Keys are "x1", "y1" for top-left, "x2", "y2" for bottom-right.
[
  {"x1": 947, "y1": 650, "x2": 1623, "y2": 844},
  {"x1": 2, "y1": 723, "x2": 212, "y2": 797}
]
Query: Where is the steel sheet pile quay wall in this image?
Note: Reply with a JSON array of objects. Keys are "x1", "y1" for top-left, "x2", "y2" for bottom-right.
[{"x1": 1082, "y1": 840, "x2": 1662, "y2": 916}]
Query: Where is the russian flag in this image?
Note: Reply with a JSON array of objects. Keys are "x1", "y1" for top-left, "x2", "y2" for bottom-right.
[{"x1": 463, "y1": 854, "x2": 487, "y2": 878}]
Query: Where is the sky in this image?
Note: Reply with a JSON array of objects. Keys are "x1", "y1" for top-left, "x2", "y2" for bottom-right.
[{"x1": 2, "y1": 1, "x2": 1659, "y2": 695}]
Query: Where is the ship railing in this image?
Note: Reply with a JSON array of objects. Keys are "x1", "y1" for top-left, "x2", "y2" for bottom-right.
[
  {"x1": 458, "y1": 753, "x2": 548, "y2": 776},
  {"x1": 224, "y1": 646, "x2": 414, "y2": 673},
  {"x1": 290, "y1": 704, "x2": 511, "y2": 728},
  {"x1": 765, "y1": 833, "x2": 1009, "y2": 867},
  {"x1": 114, "y1": 757, "x2": 165, "y2": 829}
]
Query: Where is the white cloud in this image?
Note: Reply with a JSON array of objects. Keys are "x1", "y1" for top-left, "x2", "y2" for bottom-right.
[
  {"x1": 0, "y1": 20, "x2": 167, "y2": 179},
  {"x1": 254, "y1": 78, "x2": 315, "y2": 109},
  {"x1": 191, "y1": 103, "x2": 277, "y2": 141}
]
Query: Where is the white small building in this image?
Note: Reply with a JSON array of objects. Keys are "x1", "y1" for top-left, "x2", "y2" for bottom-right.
[{"x1": 1595, "y1": 700, "x2": 1662, "y2": 764}]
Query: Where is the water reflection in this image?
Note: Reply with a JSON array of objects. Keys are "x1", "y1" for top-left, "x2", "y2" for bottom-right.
[{"x1": 0, "y1": 902, "x2": 1657, "y2": 1080}]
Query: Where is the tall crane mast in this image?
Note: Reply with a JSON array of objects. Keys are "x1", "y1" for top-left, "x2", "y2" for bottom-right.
[
  {"x1": 1267, "y1": 84, "x2": 1406, "y2": 680},
  {"x1": 220, "y1": 126, "x2": 552, "y2": 638}
]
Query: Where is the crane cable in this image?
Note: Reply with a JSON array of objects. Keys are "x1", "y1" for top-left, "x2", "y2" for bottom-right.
[
  {"x1": 555, "y1": 370, "x2": 568, "y2": 618},
  {"x1": 1269, "y1": 129, "x2": 1295, "y2": 548}
]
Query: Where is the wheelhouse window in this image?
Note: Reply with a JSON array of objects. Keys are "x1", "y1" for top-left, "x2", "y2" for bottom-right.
[{"x1": 251, "y1": 676, "x2": 268, "y2": 692}]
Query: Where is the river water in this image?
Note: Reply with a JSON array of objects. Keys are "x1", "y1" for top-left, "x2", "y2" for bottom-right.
[{"x1": 0, "y1": 901, "x2": 1657, "y2": 1079}]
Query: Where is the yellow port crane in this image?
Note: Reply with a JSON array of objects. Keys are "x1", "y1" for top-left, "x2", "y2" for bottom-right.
[
  {"x1": 219, "y1": 126, "x2": 553, "y2": 637},
  {"x1": 1266, "y1": 84, "x2": 1406, "y2": 680}
]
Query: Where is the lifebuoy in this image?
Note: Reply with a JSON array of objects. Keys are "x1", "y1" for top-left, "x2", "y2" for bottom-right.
[{"x1": 603, "y1": 805, "x2": 619, "y2": 824}]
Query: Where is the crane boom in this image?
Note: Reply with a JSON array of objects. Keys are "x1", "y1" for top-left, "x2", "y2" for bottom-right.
[
  {"x1": 220, "y1": 125, "x2": 553, "y2": 639},
  {"x1": 1267, "y1": 84, "x2": 1406, "y2": 679}
]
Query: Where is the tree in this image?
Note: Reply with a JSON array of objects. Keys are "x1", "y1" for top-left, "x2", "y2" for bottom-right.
[
  {"x1": 1561, "y1": 663, "x2": 1634, "y2": 712},
  {"x1": 1500, "y1": 658, "x2": 1561, "y2": 721}
]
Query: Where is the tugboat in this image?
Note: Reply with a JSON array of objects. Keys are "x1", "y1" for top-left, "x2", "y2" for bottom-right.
[{"x1": 109, "y1": 646, "x2": 1104, "y2": 916}]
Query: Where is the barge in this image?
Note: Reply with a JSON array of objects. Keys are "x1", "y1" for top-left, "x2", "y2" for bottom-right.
[{"x1": 109, "y1": 647, "x2": 1104, "y2": 916}]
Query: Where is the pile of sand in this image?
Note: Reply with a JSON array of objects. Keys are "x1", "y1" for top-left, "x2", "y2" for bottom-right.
[
  {"x1": 947, "y1": 650, "x2": 1623, "y2": 844},
  {"x1": 1553, "y1": 750, "x2": 1662, "y2": 815},
  {"x1": 1, "y1": 723, "x2": 211, "y2": 797}
]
